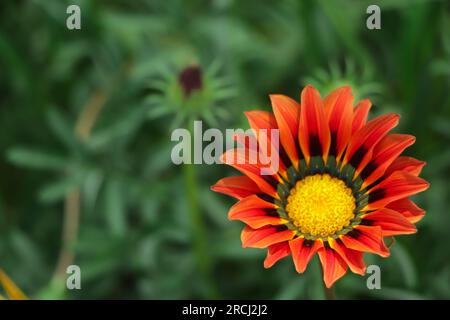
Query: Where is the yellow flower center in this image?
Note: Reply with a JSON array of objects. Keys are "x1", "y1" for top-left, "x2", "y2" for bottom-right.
[{"x1": 285, "y1": 174, "x2": 356, "y2": 238}]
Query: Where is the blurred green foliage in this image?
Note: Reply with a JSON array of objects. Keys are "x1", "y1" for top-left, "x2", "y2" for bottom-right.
[{"x1": 0, "y1": 0, "x2": 449, "y2": 299}]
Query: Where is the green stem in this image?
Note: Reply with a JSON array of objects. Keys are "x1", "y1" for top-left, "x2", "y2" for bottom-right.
[
  {"x1": 324, "y1": 285, "x2": 336, "y2": 300},
  {"x1": 183, "y1": 162, "x2": 218, "y2": 298}
]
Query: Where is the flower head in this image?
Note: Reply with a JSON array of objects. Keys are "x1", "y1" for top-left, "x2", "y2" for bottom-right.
[
  {"x1": 178, "y1": 65, "x2": 203, "y2": 97},
  {"x1": 212, "y1": 85, "x2": 429, "y2": 288},
  {"x1": 148, "y1": 61, "x2": 235, "y2": 128}
]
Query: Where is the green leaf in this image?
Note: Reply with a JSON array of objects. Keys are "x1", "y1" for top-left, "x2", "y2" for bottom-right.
[
  {"x1": 38, "y1": 179, "x2": 79, "y2": 203},
  {"x1": 86, "y1": 105, "x2": 148, "y2": 150},
  {"x1": 6, "y1": 147, "x2": 67, "y2": 170},
  {"x1": 104, "y1": 179, "x2": 127, "y2": 237},
  {"x1": 46, "y1": 107, "x2": 76, "y2": 148}
]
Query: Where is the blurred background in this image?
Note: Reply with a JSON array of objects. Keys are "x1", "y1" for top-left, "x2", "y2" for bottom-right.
[{"x1": 0, "y1": 0, "x2": 449, "y2": 299}]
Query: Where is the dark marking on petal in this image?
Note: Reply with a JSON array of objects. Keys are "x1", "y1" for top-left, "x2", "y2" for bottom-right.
[
  {"x1": 347, "y1": 229, "x2": 362, "y2": 239},
  {"x1": 257, "y1": 193, "x2": 274, "y2": 203},
  {"x1": 349, "y1": 147, "x2": 367, "y2": 169},
  {"x1": 309, "y1": 134, "x2": 322, "y2": 157},
  {"x1": 303, "y1": 239, "x2": 315, "y2": 247},
  {"x1": 279, "y1": 147, "x2": 292, "y2": 168},
  {"x1": 360, "y1": 219, "x2": 375, "y2": 226},
  {"x1": 275, "y1": 225, "x2": 289, "y2": 232},
  {"x1": 329, "y1": 131, "x2": 338, "y2": 157},
  {"x1": 369, "y1": 189, "x2": 386, "y2": 203},
  {"x1": 360, "y1": 160, "x2": 378, "y2": 180},
  {"x1": 264, "y1": 209, "x2": 280, "y2": 217},
  {"x1": 263, "y1": 175, "x2": 279, "y2": 188},
  {"x1": 296, "y1": 143, "x2": 304, "y2": 161}
]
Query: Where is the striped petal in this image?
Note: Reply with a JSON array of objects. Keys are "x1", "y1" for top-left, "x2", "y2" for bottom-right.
[
  {"x1": 340, "y1": 225, "x2": 389, "y2": 257},
  {"x1": 360, "y1": 134, "x2": 416, "y2": 189},
  {"x1": 270, "y1": 94, "x2": 300, "y2": 167},
  {"x1": 244, "y1": 110, "x2": 279, "y2": 157},
  {"x1": 245, "y1": 110, "x2": 286, "y2": 174},
  {"x1": 366, "y1": 171, "x2": 429, "y2": 211},
  {"x1": 236, "y1": 214, "x2": 287, "y2": 228},
  {"x1": 245, "y1": 110, "x2": 278, "y2": 135},
  {"x1": 298, "y1": 85, "x2": 331, "y2": 164},
  {"x1": 233, "y1": 131, "x2": 258, "y2": 152},
  {"x1": 351, "y1": 99, "x2": 372, "y2": 134},
  {"x1": 264, "y1": 242, "x2": 291, "y2": 268},
  {"x1": 344, "y1": 113, "x2": 400, "y2": 175},
  {"x1": 318, "y1": 245, "x2": 348, "y2": 288},
  {"x1": 362, "y1": 208, "x2": 417, "y2": 236},
  {"x1": 289, "y1": 237, "x2": 322, "y2": 273},
  {"x1": 232, "y1": 131, "x2": 288, "y2": 176},
  {"x1": 383, "y1": 156, "x2": 426, "y2": 178},
  {"x1": 211, "y1": 176, "x2": 260, "y2": 200},
  {"x1": 324, "y1": 86, "x2": 354, "y2": 161},
  {"x1": 221, "y1": 149, "x2": 278, "y2": 197},
  {"x1": 386, "y1": 198, "x2": 425, "y2": 223},
  {"x1": 228, "y1": 194, "x2": 275, "y2": 214},
  {"x1": 241, "y1": 226, "x2": 295, "y2": 248},
  {"x1": 228, "y1": 195, "x2": 286, "y2": 228},
  {"x1": 328, "y1": 238, "x2": 366, "y2": 275}
]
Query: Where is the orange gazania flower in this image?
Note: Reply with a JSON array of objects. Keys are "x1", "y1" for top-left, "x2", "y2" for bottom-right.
[{"x1": 211, "y1": 85, "x2": 429, "y2": 288}]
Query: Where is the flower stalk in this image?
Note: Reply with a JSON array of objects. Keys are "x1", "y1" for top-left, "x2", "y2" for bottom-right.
[
  {"x1": 183, "y1": 121, "x2": 218, "y2": 299},
  {"x1": 324, "y1": 285, "x2": 336, "y2": 300}
]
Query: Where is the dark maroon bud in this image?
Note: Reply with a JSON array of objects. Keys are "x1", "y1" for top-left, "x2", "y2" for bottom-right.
[{"x1": 178, "y1": 65, "x2": 203, "y2": 97}]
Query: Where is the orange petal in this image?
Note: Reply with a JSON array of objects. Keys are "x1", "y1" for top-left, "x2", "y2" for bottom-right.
[
  {"x1": 366, "y1": 171, "x2": 429, "y2": 211},
  {"x1": 362, "y1": 208, "x2": 417, "y2": 236},
  {"x1": 232, "y1": 131, "x2": 258, "y2": 152},
  {"x1": 289, "y1": 237, "x2": 322, "y2": 273},
  {"x1": 228, "y1": 194, "x2": 275, "y2": 215},
  {"x1": 241, "y1": 226, "x2": 295, "y2": 248},
  {"x1": 264, "y1": 242, "x2": 291, "y2": 268},
  {"x1": 318, "y1": 246, "x2": 348, "y2": 288},
  {"x1": 237, "y1": 214, "x2": 287, "y2": 229},
  {"x1": 383, "y1": 156, "x2": 426, "y2": 178},
  {"x1": 351, "y1": 99, "x2": 372, "y2": 134},
  {"x1": 340, "y1": 225, "x2": 390, "y2": 257},
  {"x1": 232, "y1": 131, "x2": 287, "y2": 177},
  {"x1": 220, "y1": 149, "x2": 278, "y2": 197},
  {"x1": 344, "y1": 113, "x2": 400, "y2": 174},
  {"x1": 360, "y1": 134, "x2": 416, "y2": 189},
  {"x1": 245, "y1": 110, "x2": 278, "y2": 133},
  {"x1": 228, "y1": 195, "x2": 285, "y2": 228},
  {"x1": 211, "y1": 176, "x2": 260, "y2": 200},
  {"x1": 298, "y1": 85, "x2": 331, "y2": 164},
  {"x1": 328, "y1": 238, "x2": 366, "y2": 275},
  {"x1": 270, "y1": 94, "x2": 300, "y2": 166},
  {"x1": 324, "y1": 86, "x2": 354, "y2": 161},
  {"x1": 245, "y1": 111, "x2": 286, "y2": 174},
  {"x1": 386, "y1": 198, "x2": 425, "y2": 223}
]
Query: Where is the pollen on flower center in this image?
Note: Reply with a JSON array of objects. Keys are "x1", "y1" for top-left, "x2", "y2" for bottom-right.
[{"x1": 285, "y1": 174, "x2": 356, "y2": 238}]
